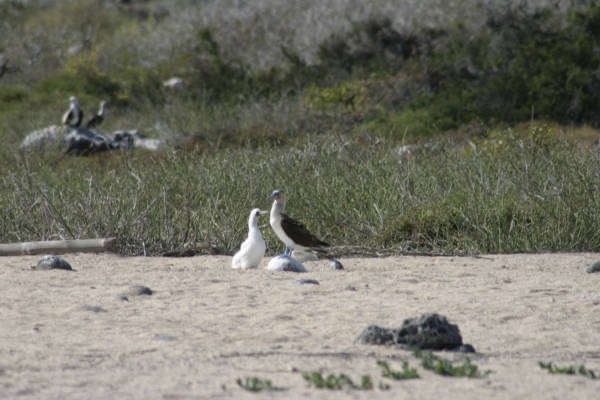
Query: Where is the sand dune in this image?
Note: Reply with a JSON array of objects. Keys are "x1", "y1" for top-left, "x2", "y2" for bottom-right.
[{"x1": 1, "y1": 253, "x2": 599, "y2": 399}]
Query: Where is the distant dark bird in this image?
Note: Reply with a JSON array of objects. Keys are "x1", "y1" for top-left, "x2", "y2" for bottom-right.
[
  {"x1": 0, "y1": 55, "x2": 20, "y2": 80},
  {"x1": 84, "y1": 100, "x2": 109, "y2": 130},
  {"x1": 61, "y1": 96, "x2": 83, "y2": 127},
  {"x1": 267, "y1": 189, "x2": 329, "y2": 257}
]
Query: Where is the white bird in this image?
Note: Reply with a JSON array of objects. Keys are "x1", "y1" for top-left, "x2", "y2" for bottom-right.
[
  {"x1": 232, "y1": 208, "x2": 268, "y2": 269},
  {"x1": 61, "y1": 96, "x2": 83, "y2": 127},
  {"x1": 267, "y1": 189, "x2": 329, "y2": 257}
]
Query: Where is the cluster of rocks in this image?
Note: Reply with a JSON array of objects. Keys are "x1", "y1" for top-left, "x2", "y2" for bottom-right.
[
  {"x1": 355, "y1": 313, "x2": 475, "y2": 353},
  {"x1": 32, "y1": 254, "x2": 153, "y2": 304},
  {"x1": 20, "y1": 126, "x2": 165, "y2": 155}
]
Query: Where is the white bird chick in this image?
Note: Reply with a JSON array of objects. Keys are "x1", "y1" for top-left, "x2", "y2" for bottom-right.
[{"x1": 232, "y1": 208, "x2": 268, "y2": 269}]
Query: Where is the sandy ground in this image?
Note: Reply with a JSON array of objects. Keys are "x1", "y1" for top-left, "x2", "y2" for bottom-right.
[{"x1": 0, "y1": 252, "x2": 599, "y2": 399}]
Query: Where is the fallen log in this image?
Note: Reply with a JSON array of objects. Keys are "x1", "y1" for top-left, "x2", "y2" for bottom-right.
[{"x1": 0, "y1": 238, "x2": 116, "y2": 256}]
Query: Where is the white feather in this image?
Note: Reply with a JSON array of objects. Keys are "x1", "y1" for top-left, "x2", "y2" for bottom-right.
[{"x1": 232, "y1": 208, "x2": 267, "y2": 269}]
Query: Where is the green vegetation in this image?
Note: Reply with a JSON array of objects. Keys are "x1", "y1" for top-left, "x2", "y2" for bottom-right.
[
  {"x1": 3, "y1": 125, "x2": 600, "y2": 256},
  {"x1": 302, "y1": 371, "x2": 374, "y2": 390},
  {"x1": 236, "y1": 377, "x2": 287, "y2": 392},
  {"x1": 414, "y1": 349, "x2": 487, "y2": 378},
  {"x1": 2, "y1": 1, "x2": 600, "y2": 255},
  {"x1": 539, "y1": 362, "x2": 598, "y2": 379},
  {"x1": 377, "y1": 360, "x2": 420, "y2": 380}
]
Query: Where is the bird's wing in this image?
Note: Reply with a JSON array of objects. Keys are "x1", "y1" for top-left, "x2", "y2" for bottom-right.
[
  {"x1": 62, "y1": 109, "x2": 73, "y2": 125},
  {"x1": 238, "y1": 237, "x2": 252, "y2": 252},
  {"x1": 75, "y1": 109, "x2": 84, "y2": 127},
  {"x1": 281, "y1": 213, "x2": 329, "y2": 247}
]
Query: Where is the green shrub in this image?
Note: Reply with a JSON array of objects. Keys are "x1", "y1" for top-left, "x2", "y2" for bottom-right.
[
  {"x1": 377, "y1": 360, "x2": 420, "y2": 380},
  {"x1": 423, "y1": 2, "x2": 600, "y2": 127},
  {"x1": 302, "y1": 371, "x2": 373, "y2": 390},
  {"x1": 539, "y1": 361, "x2": 598, "y2": 379},
  {"x1": 414, "y1": 349, "x2": 486, "y2": 378},
  {"x1": 236, "y1": 377, "x2": 287, "y2": 391}
]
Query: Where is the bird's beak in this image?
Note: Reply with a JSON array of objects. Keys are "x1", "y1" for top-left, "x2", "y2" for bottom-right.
[
  {"x1": 267, "y1": 193, "x2": 275, "y2": 201},
  {"x1": 259, "y1": 210, "x2": 268, "y2": 215}
]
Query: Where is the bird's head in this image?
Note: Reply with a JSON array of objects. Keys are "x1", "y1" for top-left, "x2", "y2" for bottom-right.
[
  {"x1": 254, "y1": 208, "x2": 268, "y2": 216},
  {"x1": 267, "y1": 189, "x2": 285, "y2": 203},
  {"x1": 249, "y1": 208, "x2": 268, "y2": 225}
]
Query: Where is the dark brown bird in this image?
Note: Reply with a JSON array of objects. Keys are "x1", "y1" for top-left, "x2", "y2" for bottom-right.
[
  {"x1": 85, "y1": 100, "x2": 109, "y2": 130},
  {"x1": 267, "y1": 189, "x2": 329, "y2": 256}
]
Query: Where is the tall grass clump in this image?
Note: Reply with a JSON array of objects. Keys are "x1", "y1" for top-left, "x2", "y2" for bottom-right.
[
  {"x1": 381, "y1": 126, "x2": 600, "y2": 253},
  {"x1": 2, "y1": 125, "x2": 600, "y2": 256}
]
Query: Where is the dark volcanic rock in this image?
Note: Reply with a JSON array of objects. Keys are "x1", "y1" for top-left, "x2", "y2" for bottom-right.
[
  {"x1": 355, "y1": 325, "x2": 396, "y2": 345},
  {"x1": 153, "y1": 333, "x2": 177, "y2": 341},
  {"x1": 293, "y1": 279, "x2": 320, "y2": 285},
  {"x1": 35, "y1": 255, "x2": 73, "y2": 271},
  {"x1": 395, "y1": 313, "x2": 463, "y2": 350},
  {"x1": 328, "y1": 260, "x2": 344, "y2": 270},
  {"x1": 587, "y1": 261, "x2": 600, "y2": 273},
  {"x1": 124, "y1": 285, "x2": 153, "y2": 296},
  {"x1": 82, "y1": 305, "x2": 108, "y2": 313},
  {"x1": 356, "y1": 313, "x2": 472, "y2": 351}
]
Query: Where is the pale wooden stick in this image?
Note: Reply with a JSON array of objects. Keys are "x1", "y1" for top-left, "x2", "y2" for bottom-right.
[{"x1": 0, "y1": 238, "x2": 116, "y2": 256}]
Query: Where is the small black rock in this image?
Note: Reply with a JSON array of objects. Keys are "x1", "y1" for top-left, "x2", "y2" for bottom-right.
[
  {"x1": 293, "y1": 279, "x2": 320, "y2": 285},
  {"x1": 125, "y1": 285, "x2": 153, "y2": 296},
  {"x1": 328, "y1": 260, "x2": 344, "y2": 270},
  {"x1": 153, "y1": 334, "x2": 177, "y2": 341},
  {"x1": 82, "y1": 305, "x2": 108, "y2": 313},
  {"x1": 586, "y1": 261, "x2": 600, "y2": 273},
  {"x1": 35, "y1": 255, "x2": 73, "y2": 271},
  {"x1": 355, "y1": 325, "x2": 396, "y2": 345}
]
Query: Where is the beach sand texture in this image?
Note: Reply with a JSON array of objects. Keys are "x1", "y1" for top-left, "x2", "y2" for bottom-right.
[{"x1": 1, "y1": 253, "x2": 599, "y2": 399}]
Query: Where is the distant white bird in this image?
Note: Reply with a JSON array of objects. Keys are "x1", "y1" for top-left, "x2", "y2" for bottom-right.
[
  {"x1": 267, "y1": 189, "x2": 329, "y2": 257},
  {"x1": 162, "y1": 77, "x2": 185, "y2": 90},
  {"x1": 61, "y1": 96, "x2": 83, "y2": 127},
  {"x1": 232, "y1": 208, "x2": 268, "y2": 269},
  {"x1": 85, "y1": 100, "x2": 109, "y2": 130}
]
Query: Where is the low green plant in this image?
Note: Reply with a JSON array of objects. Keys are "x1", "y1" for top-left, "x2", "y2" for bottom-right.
[
  {"x1": 306, "y1": 81, "x2": 368, "y2": 112},
  {"x1": 377, "y1": 360, "x2": 420, "y2": 380},
  {"x1": 414, "y1": 349, "x2": 485, "y2": 378},
  {"x1": 302, "y1": 371, "x2": 373, "y2": 390},
  {"x1": 236, "y1": 377, "x2": 287, "y2": 392},
  {"x1": 539, "y1": 362, "x2": 598, "y2": 379}
]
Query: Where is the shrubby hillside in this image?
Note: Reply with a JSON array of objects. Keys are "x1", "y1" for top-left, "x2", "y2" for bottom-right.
[{"x1": 1, "y1": 0, "x2": 599, "y2": 255}]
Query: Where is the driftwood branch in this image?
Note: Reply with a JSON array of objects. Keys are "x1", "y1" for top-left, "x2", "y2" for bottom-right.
[{"x1": 0, "y1": 238, "x2": 116, "y2": 256}]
